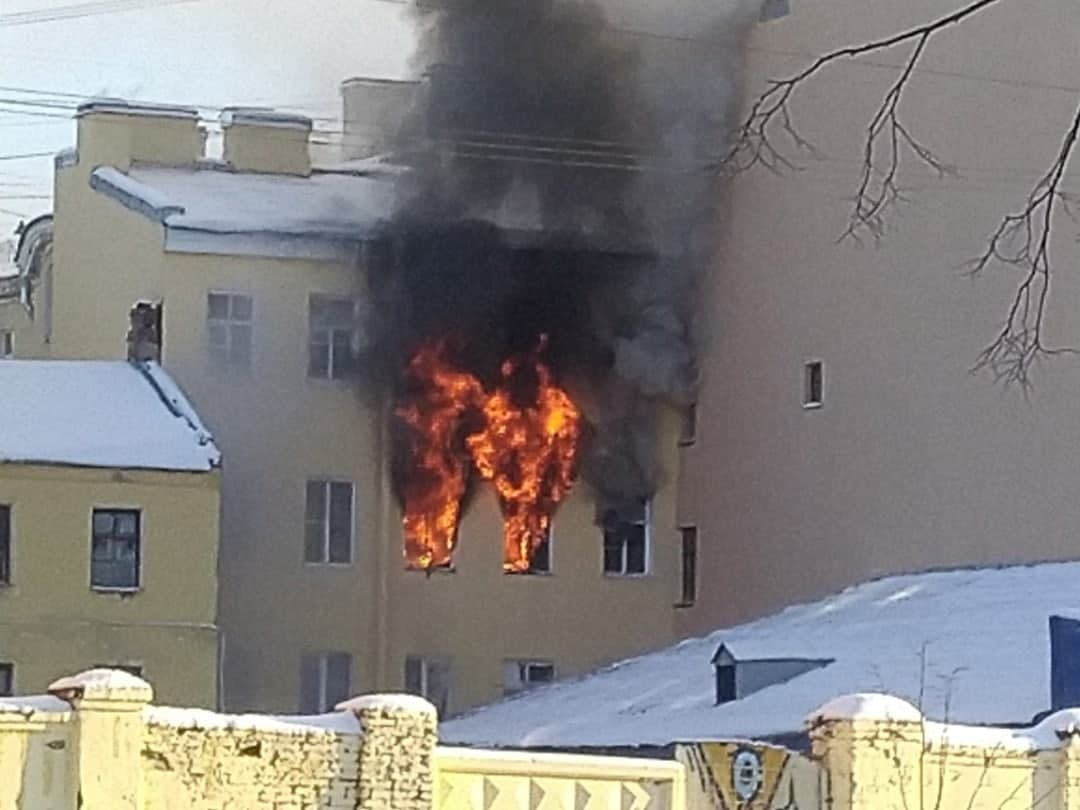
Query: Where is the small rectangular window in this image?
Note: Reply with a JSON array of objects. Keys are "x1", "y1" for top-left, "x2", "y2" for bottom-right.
[
  {"x1": 0, "y1": 505, "x2": 9, "y2": 584},
  {"x1": 679, "y1": 403, "x2": 697, "y2": 446},
  {"x1": 602, "y1": 501, "x2": 651, "y2": 576},
  {"x1": 503, "y1": 659, "x2": 556, "y2": 695},
  {"x1": 304, "y1": 480, "x2": 354, "y2": 564},
  {"x1": 207, "y1": 292, "x2": 253, "y2": 369},
  {"x1": 0, "y1": 663, "x2": 12, "y2": 697},
  {"x1": 404, "y1": 656, "x2": 451, "y2": 717},
  {"x1": 0, "y1": 331, "x2": 12, "y2": 359},
  {"x1": 679, "y1": 526, "x2": 698, "y2": 605},
  {"x1": 90, "y1": 509, "x2": 141, "y2": 590},
  {"x1": 308, "y1": 296, "x2": 357, "y2": 381},
  {"x1": 299, "y1": 652, "x2": 352, "y2": 713},
  {"x1": 803, "y1": 360, "x2": 824, "y2": 408},
  {"x1": 716, "y1": 664, "x2": 736, "y2": 704}
]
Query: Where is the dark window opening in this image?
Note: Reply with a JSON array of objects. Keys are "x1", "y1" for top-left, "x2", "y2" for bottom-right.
[
  {"x1": 308, "y1": 296, "x2": 357, "y2": 380},
  {"x1": 0, "y1": 663, "x2": 12, "y2": 697},
  {"x1": 404, "y1": 656, "x2": 451, "y2": 718},
  {"x1": 680, "y1": 403, "x2": 697, "y2": 446},
  {"x1": 529, "y1": 534, "x2": 551, "y2": 573},
  {"x1": 804, "y1": 361, "x2": 824, "y2": 407},
  {"x1": 680, "y1": 526, "x2": 697, "y2": 605},
  {"x1": 91, "y1": 509, "x2": 140, "y2": 590},
  {"x1": 716, "y1": 664, "x2": 736, "y2": 704},
  {"x1": 504, "y1": 659, "x2": 555, "y2": 695},
  {"x1": 300, "y1": 652, "x2": 352, "y2": 714},
  {"x1": 0, "y1": 505, "x2": 9, "y2": 584},
  {"x1": 602, "y1": 502, "x2": 649, "y2": 576},
  {"x1": 304, "y1": 480, "x2": 353, "y2": 564},
  {"x1": 0, "y1": 331, "x2": 12, "y2": 358}
]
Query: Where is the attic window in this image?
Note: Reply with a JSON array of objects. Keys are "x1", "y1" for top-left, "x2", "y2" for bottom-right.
[{"x1": 716, "y1": 663, "x2": 736, "y2": 704}]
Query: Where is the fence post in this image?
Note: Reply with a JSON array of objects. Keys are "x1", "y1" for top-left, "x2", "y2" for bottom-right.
[
  {"x1": 48, "y1": 668, "x2": 153, "y2": 810},
  {"x1": 807, "y1": 694, "x2": 924, "y2": 810},
  {"x1": 339, "y1": 693, "x2": 438, "y2": 810}
]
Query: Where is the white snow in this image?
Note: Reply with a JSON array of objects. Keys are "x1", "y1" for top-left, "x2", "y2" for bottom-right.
[
  {"x1": 48, "y1": 668, "x2": 151, "y2": 701},
  {"x1": 146, "y1": 705, "x2": 361, "y2": 736},
  {"x1": 442, "y1": 562, "x2": 1080, "y2": 748},
  {"x1": 220, "y1": 108, "x2": 312, "y2": 131},
  {"x1": 0, "y1": 360, "x2": 220, "y2": 472},
  {"x1": 336, "y1": 694, "x2": 437, "y2": 716},
  {"x1": 0, "y1": 694, "x2": 72, "y2": 716},
  {"x1": 76, "y1": 98, "x2": 198, "y2": 121},
  {"x1": 91, "y1": 167, "x2": 185, "y2": 220},
  {"x1": 808, "y1": 694, "x2": 922, "y2": 725}
]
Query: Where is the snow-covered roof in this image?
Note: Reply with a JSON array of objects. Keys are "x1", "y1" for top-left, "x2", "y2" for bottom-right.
[
  {"x1": 0, "y1": 360, "x2": 220, "y2": 472},
  {"x1": 442, "y1": 562, "x2": 1080, "y2": 748}
]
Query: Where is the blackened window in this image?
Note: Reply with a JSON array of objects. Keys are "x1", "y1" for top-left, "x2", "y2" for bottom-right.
[
  {"x1": 0, "y1": 663, "x2": 12, "y2": 697},
  {"x1": 299, "y1": 652, "x2": 352, "y2": 714},
  {"x1": 304, "y1": 480, "x2": 353, "y2": 564},
  {"x1": 308, "y1": 296, "x2": 357, "y2": 380},
  {"x1": 0, "y1": 505, "x2": 9, "y2": 584},
  {"x1": 804, "y1": 361, "x2": 824, "y2": 407},
  {"x1": 680, "y1": 526, "x2": 698, "y2": 605},
  {"x1": 91, "y1": 509, "x2": 140, "y2": 590},
  {"x1": 529, "y1": 533, "x2": 551, "y2": 573},
  {"x1": 602, "y1": 501, "x2": 650, "y2": 576}
]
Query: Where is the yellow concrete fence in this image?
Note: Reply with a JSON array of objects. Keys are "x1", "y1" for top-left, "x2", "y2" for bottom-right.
[{"x1": 7, "y1": 671, "x2": 1080, "y2": 810}]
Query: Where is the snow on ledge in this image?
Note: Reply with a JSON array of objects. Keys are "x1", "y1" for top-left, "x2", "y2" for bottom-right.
[
  {"x1": 807, "y1": 693, "x2": 922, "y2": 726},
  {"x1": 77, "y1": 98, "x2": 198, "y2": 121},
  {"x1": 0, "y1": 694, "x2": 72, "y2": 718},
  {"x1": 91, "y1": 167, "x2": 185, "y2": 222},
  {"x1": 336, "y1": 694, "x2": 438, "y2": 716},
  {"x1": 220, "y1": 107, "x2": 312, "y2": 131},
  {"x1": 48, "y1": 668, "x2": 152, "y2": 702},
  {"x1": 146, "y1": 706, "x2": 361, "y2": 736}
]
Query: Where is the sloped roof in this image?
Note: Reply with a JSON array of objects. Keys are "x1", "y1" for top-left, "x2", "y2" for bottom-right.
[
  {"x1": 442, "y1": 562, "x2": 1079, "y2": 747},
  {"x1": 0, "y1": 361, "x2": 219, "y2": 472}
]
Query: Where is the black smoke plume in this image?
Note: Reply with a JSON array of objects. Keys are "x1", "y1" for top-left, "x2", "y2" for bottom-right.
[{"x1": 362, "y1": 0, "x2": 759, "y2": 519}]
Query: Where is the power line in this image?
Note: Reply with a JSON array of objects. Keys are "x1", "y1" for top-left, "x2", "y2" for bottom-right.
[
  {"x1": 0, "y1": 0, "x2": 204, "y2": 27},
  {"x1": 0, "y1": 152, "x2": 56, "y2": 162}
]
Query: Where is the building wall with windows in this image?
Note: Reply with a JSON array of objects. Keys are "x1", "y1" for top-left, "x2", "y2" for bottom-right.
[
  {"x1": 18, "y1": 100, "x2": 690, "y2": 717},
  {"x1": 0, "y1": 462, "x2": 219, "y2": 706}
]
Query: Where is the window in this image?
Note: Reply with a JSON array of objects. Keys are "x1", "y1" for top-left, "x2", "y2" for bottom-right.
[
  {"x1": 502, "y1": 659, "x2": 555, "y2": 695},
  {"x1": 91, "y1": 509, "x2": 141, "y2": 590},
  {"x1": 680, "y1": 526, "x2": 698, "y2": 605},
  {"x1": 207, "y1": 292, "x2": 253, "y2": 368},
  {"x1": 304, "y1": 480, "x2": 353, "y2": 564},
  {"x1": 0, "y1": 331, "x2": 12, "y2": 359},
  {"x1": 715, "y1": 664, "x2": 736, "y2": 704},
  {"x1": 404, "y1": 656, "x2": 451, "y2": 717},
  {"x1": 0, "y1": 505, "x2": 9, "y2": 585},
  {"x1": 803, "y1": 360, "x2": 824, "y2": 408},
  {"x1": 0, "y1": 663, "x2": 12, "y2": 697},
  {"x1": 679, "y1": 403, "x2": 697, "y2": 446},
  {"x1": 759, "y1": 0, "x2": 790, "y2": 21},
  {"x1": 511, "y1": 526, "x2": 551, "y2": 575},
  {"x1": 299, "y1": 652, "x2": 352, "y2": 713},
  {"x1": 308, "y1": 296, "x2": 356, "y2": 380},
  {"x1": 602, "y1": 501, "x2": 650, "y2": 576}
]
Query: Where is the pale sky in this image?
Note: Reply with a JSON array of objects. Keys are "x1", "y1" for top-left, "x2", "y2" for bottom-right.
[{"x1": 0, "y1": 0, "x2": 416, "y2": 234}]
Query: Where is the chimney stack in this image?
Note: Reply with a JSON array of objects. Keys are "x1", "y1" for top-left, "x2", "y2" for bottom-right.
[
  {"x1": 127, "y1": 301, "x2": 162, "y2": 363},
  {"x1": 220, "y1": 108, "x2": 313, "y2": 176}
]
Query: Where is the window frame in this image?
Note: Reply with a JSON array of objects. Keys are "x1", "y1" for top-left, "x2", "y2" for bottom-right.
[
  {"x1": 602, "y1": 501, "x2": 652, "y2": 578},
  {"x1": 0, "y1": 504, "x2": 10, "y2": 585},
  {"x1": 404, "y1": 655, "x2": 451, "y2": 717},
  {"x1": 206, "y1": 290, "x2": 254, "y2": 370},
  {"x1": 89, "y1": 507, "x2": 142, "y2": 593},
  {"x1": 299, "y1": 651, "x2": 352, "y2": 714},
  {"x1": 303, "y1": 479, "x2": 355, "y2": 566},
  {"x1": 803, "y1": 360, "x2": 824, "y2": 409},
  {"x1": 307, "y1": 295, "x2": 357, "y2": 382},
  {"x1": 678, "y1": 525, "x2": 698, "y2": 606}
]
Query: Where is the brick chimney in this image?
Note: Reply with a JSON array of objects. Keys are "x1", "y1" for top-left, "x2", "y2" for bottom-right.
[
  {"x1": 220, "y1": 108, "x2": 313, "y2": 176},
  {"x1": 127, "y1": 301, "x2": 162, "y2": 363}
]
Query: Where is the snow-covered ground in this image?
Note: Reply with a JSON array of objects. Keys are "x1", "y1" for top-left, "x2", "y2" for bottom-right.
[{"x1": 443, "y1": 562, "x2": 1080, "y2": 747}]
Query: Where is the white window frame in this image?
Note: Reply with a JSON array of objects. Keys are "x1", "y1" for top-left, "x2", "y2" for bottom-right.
[
  {"x1": 304, "y1": 479, "x2": 355, "y2": 566},
  {"x1": 89, "y1": 506, "x2": 142, "y2": 593},
  {"x1": 503, "y1": 659, "x2": 556, "y2": 695},
  {"x1": 803, "y1": 359, "x2": 824, "y2": 409},
  {"x1": 602, "y1": 501, "x2": 652, "y2": 577},
  {"x1": 206, "y1": 291, "x2": 253, "y2": 369},
  {"x1": 308, "y1": 295, "x2": 357, "y2": 381},
  {"x1": 0, "y1": 331, "x2": 12, "y2": 359}
]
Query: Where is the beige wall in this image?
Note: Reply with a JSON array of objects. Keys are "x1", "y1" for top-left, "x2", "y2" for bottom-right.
[
  {"x1": 0, "y1": 464, "x2": 220, "y2": 706},
  {"x1": 680, "y1": 0, "x2": 1080, "y2": 632}
]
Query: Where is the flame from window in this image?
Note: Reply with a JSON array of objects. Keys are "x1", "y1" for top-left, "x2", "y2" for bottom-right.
[{"x1": 395, "y1": 337, "x2": 582, "y2": 572}]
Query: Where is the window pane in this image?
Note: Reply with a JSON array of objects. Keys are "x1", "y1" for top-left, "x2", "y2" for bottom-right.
[
  {"x1": 328, "y1": 483, "x2": 353, "y2": 564},
  {"x1": 602, "y1": 530, "x2": 623, "y2": 573},
  {"x1": 404, "y1": 657, "x2": 424, "y2": 695},
  {"x1": 330, "y1": 330, "x2": 354, "y2": 380},
  {"x1": 207, "y1": 293, "x2": 228, "y2": 319},
  {"x1": 299, "y1": 655, "x2": 321, "y2": 714},
  {"x1": 427, "y1": 659, "x2": 450, "y2": 717},
  {"x1": 0, "y1": 505, "x2": 9, "y2": 584},
  {"x1": 625, "y1": 525, "x2": 647, "y2": 574},
  {"x1": 529, "y1": 534, "x2": 551, "y2": 573},
  {"x1": 92, "y1": 512, "x2": 113, "y2": 537},
  {"x1": 229, "y1": 324, "x2": 252, "y2": 366},
  {"x1": 0, "y1": 663, "x2": 12, "y2": 697},
  {"x1": 309, "y1": 341, "x2": 330, "y2": 379},
  {"x1": 325, "y1": 653, "x2": 352, "y2": 709},
  {"x1": 681, "y1": 527, "x2": 697, "y2": 604},
  {"x1": 304, "y1": 520, "x2": 326, "y2": 564},
  {"x1": 115, "y1": 512, "x2": 138, "y2": 537},
  {"x1": 207, "y1": 322, "x2": 228, "y2": 350},
  {"x1": 230, "y1": 294, "x2": 253, "y2": 321},
  {"x1": 305, "y1": 481, "x2": 326, "y2": 522}
]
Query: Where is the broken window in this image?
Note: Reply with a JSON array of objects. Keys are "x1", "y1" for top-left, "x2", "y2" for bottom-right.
[
  {"x1": 0, "y1": 331, "x2": 12, "y2": 359},
  {"x1": 0, "y1": 505, "x2": 9, "y2": 585},
  {"x1": 680, "y1": 525, "x2": 698, "y2": 605},
  {"x1": 304, "y1": 480, "x2": 353, "y2": 564},
  {"x1": 207, "y1": 292, "x2": 253, "y2": 368},
  {"x1": 90, "y1": 509, "x2": 140, "y2": 590},
  {"x1": 404, "y1": 656, "x2": 451, "y2": 717},
  {"x1": 299, "y1": 652, "x2": 351, "y2": 713},
  {"x1": 602, "y1": 500, "x2": 650, "y2": 576},
  {"x1": 0, "y1": 663, "x2": 12, "y2": 697},
  {"x1": 528, "y1": 531, "x2": 552, "y2": 574},
  {"x1": 502, "y1": 659, "x2": 555, "y2": 696},
  {"x1": 308, "y1": 296, "x2": 357, "y2": 380}
]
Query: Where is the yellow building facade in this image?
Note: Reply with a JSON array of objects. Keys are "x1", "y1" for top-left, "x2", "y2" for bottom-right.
[
  {"x1": 0, "y1": 361, "x2": 221, "y2": 706},
  {"x1": 3, "y1": 98, "x2": 689, "y2": 716}
]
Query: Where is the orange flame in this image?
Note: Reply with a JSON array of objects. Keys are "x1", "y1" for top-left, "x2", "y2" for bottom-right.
[{"x1": 396, "y1": 338, "x2": 582, "y2": 572}]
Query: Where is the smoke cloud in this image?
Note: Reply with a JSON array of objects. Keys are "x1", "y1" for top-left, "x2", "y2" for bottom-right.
[{"x1": 363, "y1": 0, "x2": 760, "y2": 519}]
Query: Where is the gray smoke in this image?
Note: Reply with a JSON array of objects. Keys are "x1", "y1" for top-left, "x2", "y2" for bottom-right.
[{"x1": 368, "y1": 0, "x2": 759, "y2": 518}]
